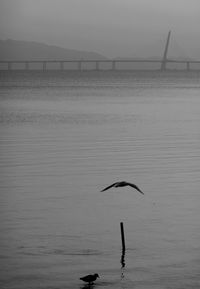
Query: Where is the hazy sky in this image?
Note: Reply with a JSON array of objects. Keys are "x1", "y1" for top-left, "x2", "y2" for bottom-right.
[{"x1": 1, "y1": 0, "x2": 200, "y2": 58}]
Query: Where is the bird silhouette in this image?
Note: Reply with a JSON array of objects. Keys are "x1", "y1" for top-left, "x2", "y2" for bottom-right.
[
  {"x1": 80, "y1": 273, "x2": 99, "y2": 284},
  {"x1": 101, "y1": 181, "x2": 144, "y2": 195}
]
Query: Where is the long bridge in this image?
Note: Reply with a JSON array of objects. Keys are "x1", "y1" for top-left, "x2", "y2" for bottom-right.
[
  {"x1": 1, "y1": 32, "x2": 200, "y2": 71},
  {"x1": 1, "y1": 58, "x2": 200, "y2": 71}
]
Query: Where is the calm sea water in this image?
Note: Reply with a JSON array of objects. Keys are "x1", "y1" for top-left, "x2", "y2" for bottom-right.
[{"x1": 0, "y1": 71, "x2": 200, "y2": 289}]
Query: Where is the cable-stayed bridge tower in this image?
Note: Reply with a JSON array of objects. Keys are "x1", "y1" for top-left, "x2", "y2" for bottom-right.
[{"x1": 161, "y1": 31, "x2": 171, "y2": 71}]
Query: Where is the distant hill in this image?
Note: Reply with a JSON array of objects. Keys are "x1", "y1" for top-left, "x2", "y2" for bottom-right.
[{"x1": 0, "y1": 39, "x2": 106, "y2": 60}]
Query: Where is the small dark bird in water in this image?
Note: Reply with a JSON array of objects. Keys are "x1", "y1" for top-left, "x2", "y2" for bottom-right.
[
  {"x1": 80, "y1": 273, "x2": 99, "y2": 284},
  {"x1": 101, "y1": 181, "x2": 144, "y2": 195}
]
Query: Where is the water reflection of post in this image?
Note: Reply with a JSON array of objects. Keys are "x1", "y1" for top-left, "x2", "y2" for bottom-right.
[
  {"x1": 121, "y1": 249, "x2": 125, "y2": 268},
  {"x1": 120, "y1": 248, "x2": 126, "y2": 279}
]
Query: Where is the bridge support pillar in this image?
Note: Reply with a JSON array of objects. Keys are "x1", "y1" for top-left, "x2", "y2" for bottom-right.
[
  {"x1": 43, "y1": 62, "x2": 47, "y2": 71},
  {"x1": 186, "y1": 62, "x2": 190, "y2": 71},
  {"x1": 78, "y1": 61, "x2": 82, "y2": 71},
  {"x1": 8, "y1": 62, "x2": 12, "y2": 71},
  {"x1": 95, "y1": 61, "x2": 99, "y2": 70},
  {"x1": 112, "y1": 61, "x2": 116, "y2": 70},
  {"x1": 60, "y1": 61, "x2": 64, "y2": 70},
  {"x1": 25, "y1": 62, "x2": 29, "y2": 71}
]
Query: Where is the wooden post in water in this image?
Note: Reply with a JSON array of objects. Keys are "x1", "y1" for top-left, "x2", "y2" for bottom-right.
[{"x1": 120, "y1": 222, "x2": 126, "y2": 252}]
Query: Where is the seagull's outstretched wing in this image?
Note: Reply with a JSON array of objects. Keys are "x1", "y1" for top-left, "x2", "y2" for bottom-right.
[
  {"x1": 127, "y1": 182, "x2": 144, "y2": 194},
  {"x1": 101, "y1": 182, "x2": 118, "y2": 192}
]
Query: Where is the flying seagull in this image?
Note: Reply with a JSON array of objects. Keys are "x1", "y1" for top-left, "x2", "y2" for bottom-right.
[
  {"x1": 80, "y1": 273, "x2": 99, "y2": 284},
  {"x1": 101, "y1": 181, "x2": 144, "y2": 195}
]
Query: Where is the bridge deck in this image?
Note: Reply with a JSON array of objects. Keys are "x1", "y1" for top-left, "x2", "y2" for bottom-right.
[{"x1": 0, "y1": 59, "x2": 200, "y2": 71}]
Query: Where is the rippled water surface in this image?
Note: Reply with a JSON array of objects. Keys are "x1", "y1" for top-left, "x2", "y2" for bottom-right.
[{"x1": 0, "y1": 71, "x2": 200, "y2": 289}]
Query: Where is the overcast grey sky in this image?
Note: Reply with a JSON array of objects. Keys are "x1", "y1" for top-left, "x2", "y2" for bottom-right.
[{"x1": 0, "y1": 0, "x2": 200, "y2": 58}]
